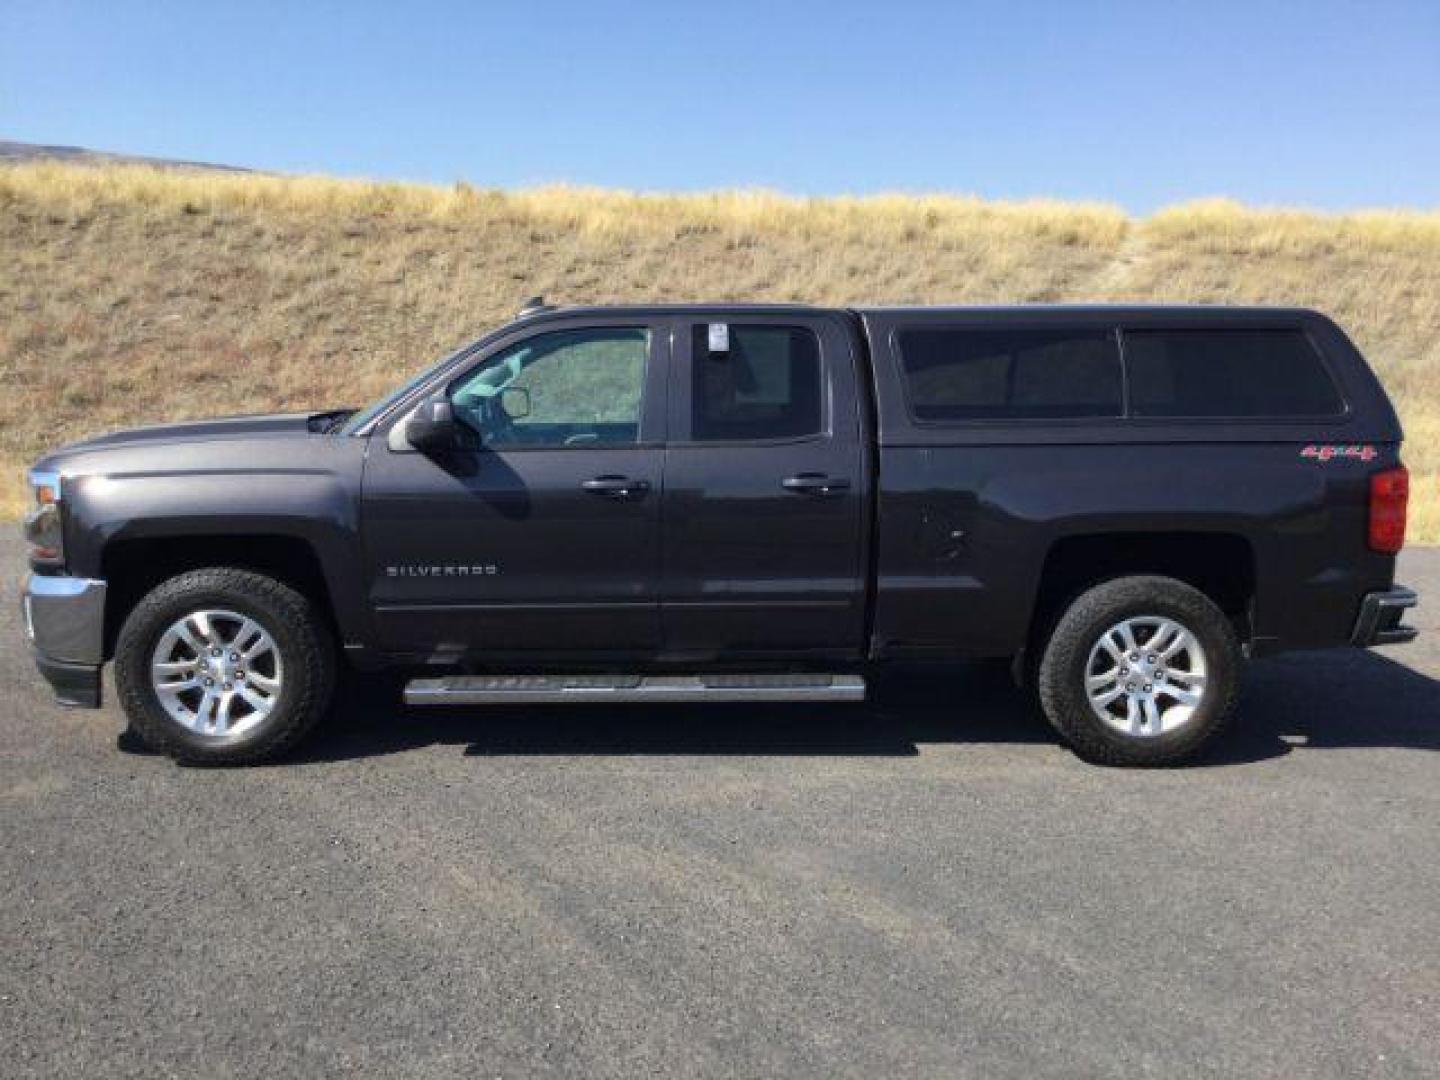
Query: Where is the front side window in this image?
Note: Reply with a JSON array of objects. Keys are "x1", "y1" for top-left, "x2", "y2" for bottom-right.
[
  {"x1": 899, "y1": 328, "x2": 1123, "y2": 421},
  {"x1": 1124, "y1": 329, "x2": 1345, "y2": 418},
  {"x1": 691, "y1": 325, "x2": 823, "y2": 441},
  {"x1": 450, "y1": 327, "x2": 649, "y2": 446}
]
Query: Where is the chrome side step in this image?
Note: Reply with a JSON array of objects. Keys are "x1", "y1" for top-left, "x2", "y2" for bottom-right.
[{"x1": 403, "y1": 673, "x2": 867, "y2": 706}]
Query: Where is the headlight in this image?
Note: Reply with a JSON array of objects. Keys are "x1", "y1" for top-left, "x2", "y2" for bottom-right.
[{"x1": 23, "y1": 470, "x2": 64, "y2": 567}]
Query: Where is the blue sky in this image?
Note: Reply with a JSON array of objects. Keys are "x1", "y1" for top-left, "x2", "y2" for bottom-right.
[{"x1": 2, "y1": 0, "x2": 1437, "y2": 213}]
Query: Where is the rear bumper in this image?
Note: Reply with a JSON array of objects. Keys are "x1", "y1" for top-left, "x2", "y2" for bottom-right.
[
  {"x1": 21, "y1": 574, "x2": 106, "y2": 708},
  {"x1": 1351, "y1": 586, "x2": 1418, "y2": 647}
]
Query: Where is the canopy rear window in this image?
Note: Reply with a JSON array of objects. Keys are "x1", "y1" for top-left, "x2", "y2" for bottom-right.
[{"x1": 1123, "y1": 329, "x2": 1346, "y2": 419}]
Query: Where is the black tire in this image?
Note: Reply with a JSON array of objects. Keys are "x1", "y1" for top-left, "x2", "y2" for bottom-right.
[
  {"x1": 1037, "y1": 575, "x2": 1240, "y2": 767},
  {"x1": 114, "y1": 568, "x2": 336, "y2": 765}
]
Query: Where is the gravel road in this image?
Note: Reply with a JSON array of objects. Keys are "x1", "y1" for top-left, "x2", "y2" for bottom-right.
[{"x1": 2, "y1": 534, "x2": 1436, "y2": 1078}]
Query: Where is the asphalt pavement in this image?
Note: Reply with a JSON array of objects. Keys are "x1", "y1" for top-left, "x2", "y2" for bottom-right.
[{"x1": 2, "y1": 533, "x2": 1436, "y2": 1078}]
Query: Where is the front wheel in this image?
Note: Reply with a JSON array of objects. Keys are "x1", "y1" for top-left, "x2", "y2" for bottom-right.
[
  {"x1": 1037, "y1": 575, "x2": 1241, "y2": 766},
  {"x1": 114, "y1": 568, "x2": 336, "y2": 764}
]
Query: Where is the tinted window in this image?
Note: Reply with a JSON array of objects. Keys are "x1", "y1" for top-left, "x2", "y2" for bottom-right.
[
  {"x1": 1125, "y1": 329, "x2": 1344, "y2": 418},
  {"x1": 899, "y1": 328, "x2": 1123, "y2": 421},
  {"x1": 450, "y1": 327, "x2": 648, "y2": 446},
  {"x1": 692, "y1": 325, "x2": 822, "y2": 440}
]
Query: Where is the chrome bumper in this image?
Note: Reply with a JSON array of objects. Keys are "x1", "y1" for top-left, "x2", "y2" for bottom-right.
[
  {"x1": 1351, "y1": 586, "x2": 1418, "y2": 647},
  {"x1": 22, "y1": 574, "x2": 107, "y2": 707}
]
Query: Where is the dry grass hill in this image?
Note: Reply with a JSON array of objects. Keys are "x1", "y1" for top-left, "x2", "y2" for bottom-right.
[{"x1": 1, "y1": 162, "x2": 1436, "y2": 538}]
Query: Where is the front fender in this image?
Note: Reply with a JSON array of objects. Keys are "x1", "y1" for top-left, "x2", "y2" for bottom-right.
[{"x1": 55, "y1": 434, "x2": 370, "y2": 645}]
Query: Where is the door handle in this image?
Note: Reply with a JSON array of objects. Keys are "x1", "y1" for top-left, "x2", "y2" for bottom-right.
[
  {"x1": 581, "y1": 475, "x2": 650, "y2": 498},
  {"x1": 782, "y1": 473, "x2": 851, "y2": 495}
]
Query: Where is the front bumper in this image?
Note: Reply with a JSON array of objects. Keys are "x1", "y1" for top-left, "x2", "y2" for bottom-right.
[
  {"x1": 21, "y1": 574, "x2": 107, "y2": 707},
  {"x1": 1351, "y1": 586, "x2": 1419, "y2": 647}
]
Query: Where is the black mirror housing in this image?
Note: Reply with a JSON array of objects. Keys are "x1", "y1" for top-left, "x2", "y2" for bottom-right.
[{"x1": 406, "y1": 398, "x2": 460, "y2": 453}]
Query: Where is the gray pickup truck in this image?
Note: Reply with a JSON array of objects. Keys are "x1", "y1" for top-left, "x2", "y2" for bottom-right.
[{"x1": 22, "y1": 301, "x2": 1418, "y2": 765}]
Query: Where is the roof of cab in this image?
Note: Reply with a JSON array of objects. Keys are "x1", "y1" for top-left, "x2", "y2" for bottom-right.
[
  {"x1": 515, "y1": 301, "x2": 1326, "y2": 323},
  {"x1": 516, "y1": 301, "x2": 834, "y2": 320}
]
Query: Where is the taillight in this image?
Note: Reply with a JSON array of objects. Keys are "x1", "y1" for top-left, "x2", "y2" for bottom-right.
[{"x1": 1368, "y1": 466, "x2": 1409, "y2": 554}]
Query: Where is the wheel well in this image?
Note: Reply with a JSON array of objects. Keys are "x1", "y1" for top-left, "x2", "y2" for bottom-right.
[
  {"x1": 1028, "y1": 532, "x2": 1256, "y2": 659},
  {"x1": 101, "y1": 534, "x2": 336, "y2": 656}
]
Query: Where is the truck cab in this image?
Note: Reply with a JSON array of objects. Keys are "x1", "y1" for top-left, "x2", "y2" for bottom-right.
[{"x1": 357, "y1": 305, "x2": 872, "y2": 665}]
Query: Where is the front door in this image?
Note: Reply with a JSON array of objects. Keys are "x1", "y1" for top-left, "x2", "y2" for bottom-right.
[
  {"x1": 362, "y1": 318, "x2": 669, "y2": 661},
  {"x1": 660, "y1": 313, "x2": 869, "y2": 659}
]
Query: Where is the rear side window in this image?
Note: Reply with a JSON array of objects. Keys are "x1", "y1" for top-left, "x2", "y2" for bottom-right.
[
  {"x1": 1125, "y1": 329, "x2": 1345, "y2": 418},
  {"x1": 898, "y1": 328, "x2": 1123, "y2": 421},
  {"x1": 692, "y1": 324, "x2": 822, "y2": 440}
]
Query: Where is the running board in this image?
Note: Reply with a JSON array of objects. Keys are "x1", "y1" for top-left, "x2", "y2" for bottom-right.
[{"x1": 403, "y1": 673, "x2": 867, "y2": 706}]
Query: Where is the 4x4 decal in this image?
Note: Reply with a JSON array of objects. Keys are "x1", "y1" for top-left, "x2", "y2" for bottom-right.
[{"x1": 1301, "y1": 444, "x2": 1378, "y2": 463}]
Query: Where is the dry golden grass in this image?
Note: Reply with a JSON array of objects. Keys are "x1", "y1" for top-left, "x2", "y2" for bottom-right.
[{"x1": 1, "y1": 163, "x2": 1436, "y2": 538}]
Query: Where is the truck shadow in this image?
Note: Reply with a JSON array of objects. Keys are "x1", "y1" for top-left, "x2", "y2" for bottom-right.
[{"x1": 274, "y1": 648, "x2": 1439, "y2": 767}]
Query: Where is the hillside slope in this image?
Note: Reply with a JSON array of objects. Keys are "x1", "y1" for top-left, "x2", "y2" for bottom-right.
[
  {"x1": 1, "y1": 162, "x2": 1436, "y2": 537},
  {"x1": 0, "y1": 137, "x2": 249, "y2": 172}
]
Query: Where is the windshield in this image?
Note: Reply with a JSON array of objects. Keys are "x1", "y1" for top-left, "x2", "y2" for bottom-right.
[{"x1": 337, "y1": 341, "x2": 478, "y2": 435}]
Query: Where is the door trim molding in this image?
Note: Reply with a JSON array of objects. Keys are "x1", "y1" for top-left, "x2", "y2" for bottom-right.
[{"x1": 376, "y1": 600, "x2": 658, "y2": 614}]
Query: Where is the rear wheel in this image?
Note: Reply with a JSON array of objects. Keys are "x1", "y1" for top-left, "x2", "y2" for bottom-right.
[
  {"x1": 1037, "y1": 575, "x2": 1240, "y2": 766},
  {"x1": 115, "y1": 568, "x2": 336, "y2": 764}
]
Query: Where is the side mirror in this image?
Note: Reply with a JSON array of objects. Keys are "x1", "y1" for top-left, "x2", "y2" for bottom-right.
[
  {"x1": 499, "y1": 386, "x2": 531, "y2": 420},
  {"x1": 406, "y1": 397, "x2": 460, "y2": 453}
]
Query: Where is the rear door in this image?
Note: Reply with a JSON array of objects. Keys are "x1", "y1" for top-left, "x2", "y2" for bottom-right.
[{"x1": 660, "y1": 313, "x2": 869, "y2": 658}]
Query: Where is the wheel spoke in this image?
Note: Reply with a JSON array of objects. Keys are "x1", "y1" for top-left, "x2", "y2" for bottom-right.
[
  {"x1": 1092, "y1": 684, "x2": 1125, "y2": 708},
  {"x1": 1087, "y1": 668, "x2": 1120, "y2": 690},
  {"x1": 239, "y1": 686, "x2": 273, "y2": 715},
  {"x1": 192, "y1": 688, "x2": 216, "y2": 729},
  {"x1": 213, "y1": 691, "x2": 237, "y2": 734},
  {"x1": 174, "y1": 620, "x2": 206, "y2": 655},
  {"x1": 1117, "y1": 623, "x2": 1139, "y2": 653},
  {"x1": 1120, "y1": 696, "x2": 1138, "y2": 733},
  {"x1": 191, "y1": 612, "x2": 223, "y2": 647},
  {"x1": 233, "y1": 619, "x2": 264, "y2": 656},
  {"x1": 1157, "y1": 682, "x2": 1201, "y2": 707},
  {"x1": 1161, "y1": 628, "x2": 1193, "y2": 661},
  {"x1": 1146, "y1": 619, "x2": 1179, "y2": 655},
  {"x1": 1141, "y1": 697, "x2": 1161, "y2": 732},
  {"x1": 223, "y1": 696, "x2": 240, "y2": 732}
]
